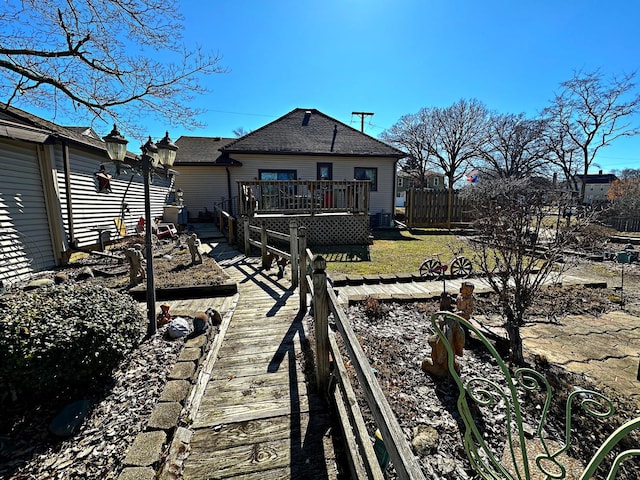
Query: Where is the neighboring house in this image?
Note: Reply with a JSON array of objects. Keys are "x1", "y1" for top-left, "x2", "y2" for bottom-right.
[
  {"x1": 0, "y1": 104, "x2": 173, "y2": 287},
  {"x1": 172, "y1": 136, "x2": 237, "y2": 220},
  {"x1": 395, "y1": 169, "x2": 445, "y2": 206},
  {"x1": 576, "y1": 170, "x2": 618, "y2": 205},
  {"x1": 174, "y1": 108, "x2": 405, "y2": 222}
]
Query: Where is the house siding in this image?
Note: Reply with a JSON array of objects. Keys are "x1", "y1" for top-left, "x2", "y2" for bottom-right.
[
  {"x1": 0, "y1": 138, "x2": 56, "y2": 286},
  {"x1": 173, "y1": 165, "x2": 229, "y2": 220},
  {"x1": 54, "y1": 146, "x2": 173, "y2": 248}
]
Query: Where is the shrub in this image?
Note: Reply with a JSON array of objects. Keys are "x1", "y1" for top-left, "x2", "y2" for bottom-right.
[{"x1": 0, "y1": 284, "x2": 146, "y2": 403}]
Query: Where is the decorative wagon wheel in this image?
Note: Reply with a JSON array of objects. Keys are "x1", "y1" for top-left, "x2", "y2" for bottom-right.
[
  {"x1": 450, "y1": 256, "x2": 473, "y2": 278},
  {"x1": 419, "y1": 258, "x2": 443, "y2": 279}
]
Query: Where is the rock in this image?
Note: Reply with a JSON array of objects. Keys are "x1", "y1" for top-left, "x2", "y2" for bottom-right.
[
  {"x1": 23, "y1": 278, "x2": 54, "y2": 290},
  {"x1": 412, "y1": 424, "x2": 439, "y2": 455},
  {"x1": 76, "y1": 266, "x2": 94, "y2": 280},
  {"x1": 147, "y1": 402, "x2": 182, "y2": 431},
  {"x1": 54, "y1": 273, "x2": 68, "y2": 284},
  {"x1": 206, "y1": 307, "x2": 222, "y2": 325},
  {"x1": 49, "y1": 399, "x2": 91, "y2": 437},
  {"x1": 123, "y1": 431, "x2": 166, "y2": 466}
]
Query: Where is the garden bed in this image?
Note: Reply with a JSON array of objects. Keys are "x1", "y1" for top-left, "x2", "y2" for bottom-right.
[{"x1": 332, "y1": 286, "x2": 640, "y2": 479}]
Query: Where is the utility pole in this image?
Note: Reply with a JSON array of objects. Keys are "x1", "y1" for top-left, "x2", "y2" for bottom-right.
[{"x1": 352, "y1": 111, "x2": 374, "y2": 132}]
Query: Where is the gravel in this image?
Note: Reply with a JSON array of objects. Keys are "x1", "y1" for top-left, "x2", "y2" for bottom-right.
[
  {"x1": 0, "y1": 327, "x2": 185, "y2": 480},
  {"x1": 336, "y1": 291, "x2": 640, "y2": 480}
]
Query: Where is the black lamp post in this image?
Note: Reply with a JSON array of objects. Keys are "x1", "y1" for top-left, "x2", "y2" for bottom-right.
[{"x1": 103, "y1": 125, "x2": 178, "y2": 336}]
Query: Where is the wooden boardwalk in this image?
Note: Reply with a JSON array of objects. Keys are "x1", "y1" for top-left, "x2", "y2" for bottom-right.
[{"x1": 181, "y1": 248, "x2": 339, "y2": 480}]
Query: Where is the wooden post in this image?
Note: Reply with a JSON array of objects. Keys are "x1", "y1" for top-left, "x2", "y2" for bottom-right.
[
  {"x1": 289, "y1": 220, "x2": 299, "y2": 288},
  {"x1": 299, "y1": 226, "x2": 308, "y2": 312},
  {"x1": 408, "y1": 188, "x2": 414, "y2": 229},
  {"x1": 243, "y1": 217, "x2": 250, "y2": 256},
  {"x1": 228, "y1": 216, "x2": 236, "y2": 245},
  {"x1": 312, "y1": 255, "x2": 329, "y2": 396},
  {"x1": 260, "y1": 220, "x2": 269, "y2": 269}
]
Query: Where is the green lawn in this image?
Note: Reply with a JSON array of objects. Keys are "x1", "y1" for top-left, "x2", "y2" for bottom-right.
[{"x1": 313, "y1": 229, "x2": 470, "y2": 276}]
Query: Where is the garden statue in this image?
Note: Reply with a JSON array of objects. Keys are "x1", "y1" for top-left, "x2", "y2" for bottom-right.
[
  {"x1": 455, "y1": 282, "x2": 475, "y2": 320},
  {"x1": 276, "y1": 255, "x2": 288, "y2": 279},
  {"x1": 439, "y1": 291, "x2": 454, "y2": 312},
  {"x1": 157, "y1": 304, "x2": 172, "y2": 326},
  {"x1": 421, "y1": 313, "x2": 465, "y2": 378},
  {"x1": 124, "y1": 243, "x2": 145, "y2": 286},
  {"x1": 187, "y1": 233, "x2": 203, "y2": 264}
]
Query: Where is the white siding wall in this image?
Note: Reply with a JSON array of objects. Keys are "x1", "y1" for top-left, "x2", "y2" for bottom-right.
[
  {"x1": 0, "y1": 139, "x2": 56, "y2": 287},
  {"x1": 55, "y1": 145, "x2": 173, "y2": 248},
  {"x1": 228, "y1": 154, "x2": 397, "y2": 215},
  {"x1": 173, "y1": 165, "x2": 229, "y2": 220}
]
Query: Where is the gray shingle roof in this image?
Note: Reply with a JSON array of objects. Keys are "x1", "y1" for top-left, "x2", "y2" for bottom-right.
[
  {"x1": 222, "y1": 108, "x2": 405, "y2": 158},
  {"x1": 174, "y1": 136, "x2": 236, "y2": 165},
  {"x1": 0, "y1": 103, "x2": 108, "y2": 152}
]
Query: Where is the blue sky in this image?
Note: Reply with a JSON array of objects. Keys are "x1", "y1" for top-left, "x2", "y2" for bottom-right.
[
  {"x1": 34, "y1": 1, "x2": 640, "y2": 172},
  {"x1": 163, "y1": 0, "x2": 640, "y2": 173}
]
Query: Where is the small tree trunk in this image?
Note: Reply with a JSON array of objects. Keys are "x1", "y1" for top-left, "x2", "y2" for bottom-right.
[{"x1": 505, "y1": 310, "x2": 525, "y2": 365}]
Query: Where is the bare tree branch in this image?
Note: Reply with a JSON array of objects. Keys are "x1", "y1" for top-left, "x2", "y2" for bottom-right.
[
  {"x1": 0, "y1": 0, "x2": 227, "y2": 133},
  {"x1": 542, "y1": 70, "x2": 640, "y2": 202}
]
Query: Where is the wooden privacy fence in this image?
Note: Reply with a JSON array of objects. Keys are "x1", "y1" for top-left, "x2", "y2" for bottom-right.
[
  {"x1": 406, "y1": 188, "x2": 471, "y2": 228},
  {"x1": 605, "y1": 216, "x2": 640, "y2": 233}
]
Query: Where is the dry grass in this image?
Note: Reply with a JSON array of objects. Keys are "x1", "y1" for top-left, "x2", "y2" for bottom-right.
[{"x1": 317, "y1": 229, "x2": 470, "y2": 276}]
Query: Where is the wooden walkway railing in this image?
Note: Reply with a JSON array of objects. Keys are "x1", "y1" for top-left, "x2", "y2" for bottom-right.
[{"x1": 240, "y1": 222, "x2": 426, "y2": 478}]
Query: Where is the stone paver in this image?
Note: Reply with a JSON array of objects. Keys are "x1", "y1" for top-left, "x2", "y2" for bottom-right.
[
  {"x1": 123, "y1": 431, "x2": 167, "y2": 466},
  {"x1": 160, "y1": 380, "x2": 191, "y2": 403},
  {"x1": 148, "y1": 402, "x2": 182, "y2": 431}
]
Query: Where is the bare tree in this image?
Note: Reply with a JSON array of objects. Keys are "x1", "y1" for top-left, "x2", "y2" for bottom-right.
[
  {"x1": 462, "y1": 178, "x2": 590, "y2": 364},
  {"x1": 232, "y1": 127, "x2": 251, "y2": 137},
  {"x1": 541, "y1": 102, "x2": 581, "y2": 194},
  {"x1": 0, "y1": 0, "x2": 226, "y2": 133},
  {"x1": 426, "y1": 99, "x2": 489, "y2": 227},
  {"x1": 542, "y1": 70, "x2": 640, "y2": 203},
  {"x1": 380, "y1": 109, "x2": 432, "y2": 187},
  {"x1": 477, "y1": 113, "x2": 549, "y2": 179}
]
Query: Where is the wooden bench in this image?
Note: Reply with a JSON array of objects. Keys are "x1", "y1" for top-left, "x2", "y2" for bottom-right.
[{"x1": 431, "y1": 311, "x2": 640, "y2": 480}]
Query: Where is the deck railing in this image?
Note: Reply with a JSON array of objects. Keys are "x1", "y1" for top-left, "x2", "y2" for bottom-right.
[{"x1": 237, "y1": 180, "x2": 370, "y2": 216}]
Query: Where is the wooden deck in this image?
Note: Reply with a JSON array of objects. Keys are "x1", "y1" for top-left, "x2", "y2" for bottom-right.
[{"x1": 181, "y1": 251, "x2": 339, "y2": 480}]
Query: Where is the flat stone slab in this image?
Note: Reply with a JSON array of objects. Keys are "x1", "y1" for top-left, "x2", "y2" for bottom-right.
[
  {"x1": 185, "y1": 335, "x2": 207, "y2": 349},
  {"x1": 148, "y1": 402, "x2": 182, "y2": 431},
  {"x1": 169, "y1": 361, "x2": 196, "y2": 380},
  {"x1": 118, "y1": 467, "x2": 156, "y2": 480},
  {"x1": 161, "y1": 380, "x2": 191, "y2": 403},
  {"x1": 179, "y1": 347, "x2": 202, "y2": 362},
  {"x1": 123, "y1": 431, "x2": 166, "y2": 466}
]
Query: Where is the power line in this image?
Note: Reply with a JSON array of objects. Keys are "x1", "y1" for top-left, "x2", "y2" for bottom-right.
[{"x1": 351, "y1": 111, "x2": 374, "y2": 133}]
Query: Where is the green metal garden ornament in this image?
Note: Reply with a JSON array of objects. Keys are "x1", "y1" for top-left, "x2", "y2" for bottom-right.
[{"x1": 430, "y1": 311, "x2": 640, "y2": 480}]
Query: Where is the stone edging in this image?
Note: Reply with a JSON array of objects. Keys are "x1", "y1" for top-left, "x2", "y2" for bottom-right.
[{"x1": 117, "y1": 294, "x2": 239, "y2": 480}]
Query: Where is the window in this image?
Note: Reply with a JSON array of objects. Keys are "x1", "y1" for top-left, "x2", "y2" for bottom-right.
[
  {"x1": 354, "y1": 167, "x2": 377, "y2": 191},
  {"x1": 433, "y1": 177, "x2": 439, "y2": 187},
  {"x1": 259, "y1": 169, "x2": 296, "y2": 181},
  {"x1": 397, "y1": 177, "x2": 403, "y2": 188},
  {"x1": 317, "y1": 163, "x2": 333, "y2": 180}
]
